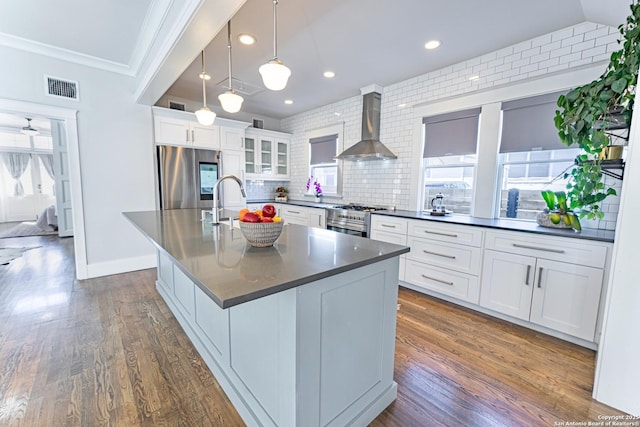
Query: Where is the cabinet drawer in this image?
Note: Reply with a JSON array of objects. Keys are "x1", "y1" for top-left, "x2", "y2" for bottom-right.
[
  {"x1": 407, "y1": 237, "x2": 481, "y2": 275},
  {"x1": 370, "y1": 215, "x2": 408, "y2": 234},
  {"x1": 370, "y1": 229, "x2": 407, "y2": 247},
  {"x1": 282, "y1": 206, "x2": 307, "y2": 219},
  {"x1": 408, "y1": 220, "x2": 483, "y2": 247},
  {"x1": 405, "y1": 260, "x2": 480, "y2": 303},
  {"x1": 485, "y1": 231, "x2": 608, "y2": 268}
]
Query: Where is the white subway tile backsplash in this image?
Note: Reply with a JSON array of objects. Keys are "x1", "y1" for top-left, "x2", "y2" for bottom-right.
[
  {"x1": 561, "y1": 34, "x2": 586, "y2": 48},
  {"x1": 280, "y1": 21, "x2": 621, "y2": 230}
]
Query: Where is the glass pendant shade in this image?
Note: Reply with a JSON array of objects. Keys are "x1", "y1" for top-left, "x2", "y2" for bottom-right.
[
  {"x1": 219, "y1": 21, "x2": 244, "y2": 113},
  {"x1": 195, "y1": 106, "x2": 216, "y2": 126},
  {"x1": 196, "y1": 50, "x2": 215, "y2": 126},
  {"x1": 219, "y1": 90, "x2": 244, "y2": 113},
  {"x1": 259, "y1": 59, "x2": 291, "y2": 91}
]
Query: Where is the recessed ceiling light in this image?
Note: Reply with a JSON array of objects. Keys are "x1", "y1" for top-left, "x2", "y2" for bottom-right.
[
  {"x1": 284, "y1": 99, "x2": 293, "y2": 105},
  {"x1": 237, "y1": 33, "x2": 256, "y2": 45},
  {"x1": 199, "y1": 72, "x2": 211, "y2": 80},
  {"x1": 398, "y1": 103, "x2": 407, "y2": 108},
  {"x1": 469, "y1": 75, "x2": 480, "y2": 81},
  {"x1": 334, "y1": 112, "x2": 341, "y2": 116},
  {"x1": 424, "y1": 40, "x2": 441, "y2": 50},
  {"x1": 323, "y1": 71, "x2": 335, "y2": 78}
]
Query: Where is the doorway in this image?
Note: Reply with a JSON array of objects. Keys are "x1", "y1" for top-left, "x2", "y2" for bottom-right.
[{"x1": 0, "y1": 98, "x2": 86, "y2": 278}]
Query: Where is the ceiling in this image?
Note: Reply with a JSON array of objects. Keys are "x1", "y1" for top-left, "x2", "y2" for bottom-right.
[{"x1": 0, "y1": 0, "x2": 633, "y2": 120}]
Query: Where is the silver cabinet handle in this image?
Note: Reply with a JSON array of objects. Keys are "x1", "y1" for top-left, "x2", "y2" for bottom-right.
[
  {"x1": 424, "y1": 230, "x2": 458, "y2": 238},
  {"x1": 421, "y1": 274, "x2": 454, "y2": 286},
  {"x1": 191, "y1": 130, "x2": 195, "y2": 143},
  {"x1": 537, "y1": 267, "x2": 543, "y2": 288},
  {"x1": 381, "y1": 224, "x2": 396, "y2": 228},
  {"x1": 288, "y1": 210, "x2": 300, "y2": 214},
  {"x1": 513, "y1": 243, "x2": 565, "y2": 254},
  {"x1": 422, "y1": 249, "x2": 456, "y2": 259},
  {"x1": 525, "y1": 265, "x2": 531, "y2": 285},
  {"x1": 241, "y1": 137, "x2": 244, "y2": 148},
  {"x1": 185, "y1": 129, "x2": 189, "y2": 143}
]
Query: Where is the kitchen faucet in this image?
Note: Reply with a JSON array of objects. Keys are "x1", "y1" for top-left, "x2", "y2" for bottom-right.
[{"x1": 212, "y1": 174, "x2": 246, "y2": 225}]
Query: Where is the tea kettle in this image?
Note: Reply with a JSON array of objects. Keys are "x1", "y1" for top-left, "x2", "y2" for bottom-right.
[{"x1": 431, "y1": 192, "x2": 445, "y2": 212}]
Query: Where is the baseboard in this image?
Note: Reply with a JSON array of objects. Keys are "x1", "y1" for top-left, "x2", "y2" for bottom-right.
[{"x1": 85, "y1": 254, "x2": 157, "y2": 279}]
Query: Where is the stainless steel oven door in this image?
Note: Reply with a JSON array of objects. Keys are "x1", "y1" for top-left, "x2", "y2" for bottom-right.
[{"x1": 326, "y1": 224, "x2": 367, "y2": 237}]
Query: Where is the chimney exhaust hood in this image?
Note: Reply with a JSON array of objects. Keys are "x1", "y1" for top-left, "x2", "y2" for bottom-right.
[{"x1": 335, "y1": 89, "x2": 397, "y2": 161}]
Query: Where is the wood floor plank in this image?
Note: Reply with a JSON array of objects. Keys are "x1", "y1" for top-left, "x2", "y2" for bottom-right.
[{"x1": 0, "y1": 236, "x2": 628, "y2": 426}]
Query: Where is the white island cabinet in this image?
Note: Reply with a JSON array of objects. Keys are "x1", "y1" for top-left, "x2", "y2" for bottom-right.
[{"x1": 125, "y1": 209, "x2": 409, "y2": 427}]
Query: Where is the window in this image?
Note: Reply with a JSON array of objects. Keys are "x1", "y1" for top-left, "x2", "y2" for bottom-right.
[
  {"x1": 309, "y1": 133, "x2": 339, "y2": 196},
  {"x1": 422, "y1": 108, "x2": 480, "y2": 214},
  {"x1": 497, "y1": 91, "x2": 577, "y2": 220}
]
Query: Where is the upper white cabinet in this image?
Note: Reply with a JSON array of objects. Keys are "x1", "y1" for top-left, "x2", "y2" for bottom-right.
[
  {"x1": 245, "y1": 129, "x2": 290, "y2": 180},
  {"x1": 217, "y1": 118, "x2": 250, "y2": 210},
  {"x1": 152, "y1": 107, "x2": 219, "y2": 149}
]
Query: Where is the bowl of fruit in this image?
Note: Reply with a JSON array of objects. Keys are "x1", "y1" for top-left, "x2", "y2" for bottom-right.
[{"x1": 238, "y1": 204, "x2": 284, "y2": 247}]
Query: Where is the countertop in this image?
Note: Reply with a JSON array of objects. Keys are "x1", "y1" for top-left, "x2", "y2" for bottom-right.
[
  {"x1": 248, "y1": 199, "x2": 615, "y2": 242},
  {"x1": 372, "y1": 210, "x2": 615, "y2": 243},
  {"x1": 247, "y1": 198, "x2": 337, "y2": 209},
  {"x1": 124, "y1": 209, "x2": 410, "y2": 309}
]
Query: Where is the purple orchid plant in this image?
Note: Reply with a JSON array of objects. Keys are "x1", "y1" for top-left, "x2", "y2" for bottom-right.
[{"x1": 306, "y1": 176, "x2": 323, "y2": 196}]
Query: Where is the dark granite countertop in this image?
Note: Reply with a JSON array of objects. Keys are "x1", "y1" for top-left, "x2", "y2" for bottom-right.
[
  {"x1": 124, "y1": 209, "x2": 410, "y2": 309},
  {"x1": 372, "y1": 210, "x2": 615, "y2": 243},
  {"x1": 247, "y1": 198, "x2": 336, "y2": 209}
]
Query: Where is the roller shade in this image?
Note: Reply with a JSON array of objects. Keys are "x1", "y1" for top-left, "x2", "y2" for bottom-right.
[
  {"x1": 423, "y1": 108, "x2": 481, "y2": 158},
  {"x1": 500, "y1": 91, "x2": 567, "y2": 153},
  {"x1": 310, "y1": 134, "x2": 338, "y2": 165}
]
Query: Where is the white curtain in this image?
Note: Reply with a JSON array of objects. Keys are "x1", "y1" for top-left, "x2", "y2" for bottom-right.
[
  {"x1": 38, "y1": 153, "x2": 55, "y2": 179},
  {"x1": 1, "y1": 153, "x2": 31, "y2": 196}
]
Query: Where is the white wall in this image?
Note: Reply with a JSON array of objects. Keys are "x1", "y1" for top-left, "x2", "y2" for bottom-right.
[
  {"x1": 0, "y1": 45, "x2": 157, "y2": 274},
  {"x1": 281, "y1": 22, "x2": 621, "y2": 229},
  {"x1": 154, "y1": 94, "x2": 282, "y2": 132},
  {"x1": 593, "y1": 94, "x2": 640, "y2": 415}
]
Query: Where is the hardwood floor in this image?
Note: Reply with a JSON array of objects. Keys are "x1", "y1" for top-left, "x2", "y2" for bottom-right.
[{"x1": 0, "y1": 237, "x2": 625, "y2": 426}]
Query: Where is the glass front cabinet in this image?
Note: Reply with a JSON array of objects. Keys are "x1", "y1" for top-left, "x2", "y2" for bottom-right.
[{"x1": 245, "y1": 130, "x2": 290, "y2": 180}]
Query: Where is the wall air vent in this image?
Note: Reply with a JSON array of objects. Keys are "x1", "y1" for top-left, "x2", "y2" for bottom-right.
[
  {"x1": 44, "y1": 76, "x2": 79, "y2": 101},
  {"x1": 217, "y1": 77, "x2": 263, "y2": 96},
  {"x1": 168, "y1": 100, "x2": 186, "y2": 111}
]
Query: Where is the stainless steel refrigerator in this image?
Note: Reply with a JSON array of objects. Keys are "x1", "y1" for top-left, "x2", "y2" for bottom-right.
[{"x1": 157, "y1": 145, "x2": 222, "y2": 210}]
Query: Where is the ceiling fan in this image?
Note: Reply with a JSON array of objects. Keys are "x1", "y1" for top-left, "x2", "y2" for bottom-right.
[{"x1": 21, "y1": 118, "x2": 39, "y2": 136}]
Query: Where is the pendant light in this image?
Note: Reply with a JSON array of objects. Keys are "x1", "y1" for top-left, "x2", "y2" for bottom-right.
[
  {"x1": 195, "y1": 50, "x2": 216, "y2": 126},
  {"x1": 218, "y1": 21, "x2": 244, "y2": 113},
  {"x1": 259, "y1": 0, "x2": 291, "y2": 91},
  {"x1": 21, "y1": 118, "x2": 39, "y2": 136}
]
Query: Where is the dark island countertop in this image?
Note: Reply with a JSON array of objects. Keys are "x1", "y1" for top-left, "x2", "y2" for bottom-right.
[
  {"x1": 372, "y1": 210, "x2": 615, "y2": 243},
  {"x1": 124, "y1": 209, "x2": 410, "y2": 309}
]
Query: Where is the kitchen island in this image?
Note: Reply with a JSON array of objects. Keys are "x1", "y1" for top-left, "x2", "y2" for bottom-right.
[{"x1": 124, "y1": 209, "x2": 409, "y2": 427}]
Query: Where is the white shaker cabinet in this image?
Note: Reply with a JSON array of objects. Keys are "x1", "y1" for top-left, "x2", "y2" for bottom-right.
[
  {"x1": 152, "y1": 107, "x2": 220, "y2": 149},
  {"x1": 245, "y1": 129, "x2": 290, "y2": 181},
  {"x1": 217, "y1": 118, "x2": 250, "y2": 210},
  {"x1": 404, "y1": 219, "x2": 483, "y2": 304},
  {"x1": 280, "y1": 205, "x2": 325, "y2": 228},
  {"x1": 480, "y1": 231, "x2": 607, "y2": 342},
  {"x1": 370, "y1": 215, "x2": 408, "y2": 281}
]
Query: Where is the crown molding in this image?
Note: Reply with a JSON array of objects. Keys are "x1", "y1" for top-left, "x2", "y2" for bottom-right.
[
  {"x1": 0, "y1": 32, "x2": 133, "y2": 76},
  {"x1": 128, "y1": 0, "x2": 175, "y2": 76}
]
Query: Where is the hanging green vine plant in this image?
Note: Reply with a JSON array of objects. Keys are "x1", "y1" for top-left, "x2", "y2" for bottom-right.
[{"x1": 554, "y1": 1, "x2": 640, "y2": 220}]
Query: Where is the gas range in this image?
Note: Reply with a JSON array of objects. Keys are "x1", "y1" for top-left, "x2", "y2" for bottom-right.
[{"x1": 326, "y1": 204, "x2": 389, "y2": 237}]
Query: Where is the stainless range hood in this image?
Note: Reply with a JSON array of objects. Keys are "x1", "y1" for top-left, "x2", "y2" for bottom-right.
[{"x1": 335, "y1": 90, "x2": 397, "y2": 161}]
